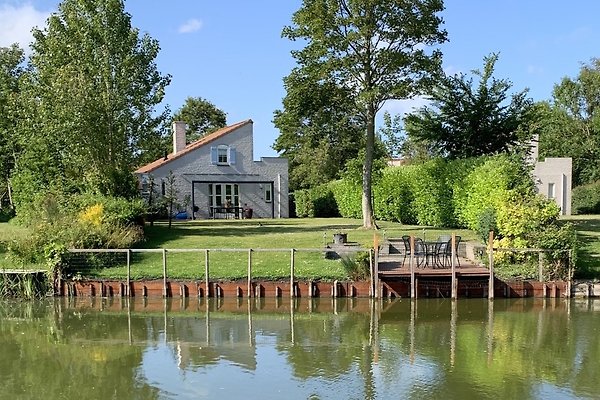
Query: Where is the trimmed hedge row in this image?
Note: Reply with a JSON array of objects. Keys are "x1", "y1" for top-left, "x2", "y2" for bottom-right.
[
  {"x1": 572, "y1": 181, "x2": 600, "y2": 214},
  {"x1": 294, "y1": 154, "x2": 576, "y2": 279}
]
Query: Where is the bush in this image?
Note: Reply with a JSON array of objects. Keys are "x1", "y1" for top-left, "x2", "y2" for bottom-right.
[
  {"x1": 293, "y1": 185, "x2": 339, "y2": 218},
  {"x1": 341, "y1": 251, "x2": 371, "y2": 281},
  {"x1": 572, "y1": 181, "x2": 600, "y2": 214},
  {"x1": 331, "y1": 179, "x2": 362, "y2": 219},
  {"x1": 374, "y1": 167, "x2": 415, "y2": 224},
  {"x1": 8, "y1": 192, "x2": 145, "y2": 267}
]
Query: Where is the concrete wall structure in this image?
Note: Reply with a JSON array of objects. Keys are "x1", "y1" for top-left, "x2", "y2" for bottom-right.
[
  {"x1": 529, "y1": 136, "x2": 572, "y2": 215},
  {"x1": 135, "y1": 120, "x2": 289, "y2": 219}
]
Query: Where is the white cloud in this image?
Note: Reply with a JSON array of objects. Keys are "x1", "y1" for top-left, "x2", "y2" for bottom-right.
[
  {"x1": 381, "y1": 96, "x2": 430, "y2": 117},
  {"x1": 178, "y1": 18, "x2": 202, "y2": 34},
  {"x1": 0, "y1": 3, "x2": 49, "y2": 50}
]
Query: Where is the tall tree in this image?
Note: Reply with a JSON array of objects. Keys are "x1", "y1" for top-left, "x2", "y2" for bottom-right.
[
  {"x1": 172, "y1": 96, "x2": 227, "y2": 143},
  {"x1": 13, "y1": 0, "x2": 170, "y2": 205},
  {"x1": 0, "y1": 44, "x2": 25, "y2": 209},
  {"x1": 538, "y1": 58, "x2": 600, "y2": 186},
  {"x1": 283, "y1": 0, "x2": 447, "y2": 227},
  {"x1": 405, "y1": 54, "x2": 535, "y2": 159},
  {"x1": 273, "y1": 69, "x2": 364, "y2": 190}
]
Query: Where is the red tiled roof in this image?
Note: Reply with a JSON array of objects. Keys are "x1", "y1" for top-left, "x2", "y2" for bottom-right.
[{"x1": 135, "y1": 119, "x2": 253, "y2": 174}]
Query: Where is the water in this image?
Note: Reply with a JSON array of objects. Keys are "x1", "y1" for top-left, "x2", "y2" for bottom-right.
[{"x1": 0, "y1": 297, "x2": 598, "y2": 400}]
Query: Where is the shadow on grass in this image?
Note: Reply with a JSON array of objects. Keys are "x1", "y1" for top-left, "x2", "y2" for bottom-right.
[{"x1": 142, "y1": 219, "x2": 366, "y2": 248}]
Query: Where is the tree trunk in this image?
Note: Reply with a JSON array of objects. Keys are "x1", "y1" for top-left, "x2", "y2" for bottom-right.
[{"x1": 362, "y1": 105, "x2": 376, "y2": 228}]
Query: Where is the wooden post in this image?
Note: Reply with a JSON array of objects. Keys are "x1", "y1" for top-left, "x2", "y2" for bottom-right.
[
  {"x1": 369, "y1": 248, "x2": 374, "y2": 298},
  {"x1": 247, "y1": 249, "x2": 253, "y2": 298},
  {"x1": 410, "y1": 236, "x2": 415, "y2": 299},
  {"x1": 162, "y1": 249, "x2": 168, "y2": 298},
  {"x1": 488, "y1": 231, "x2": 494, "y2": 300},
  {"x1": 538, "y1": 251, "x2": 544, "y2": 282},
  {"x1": 126, "y1": 249, "x2": 131, "y2": 297},
  {"x1": 290, "y1": 249, "x2": 295, "y2": 298},
  {"x1": 451, "y1": 233, "x2": 457, "y2": 299},
  {"x1": 567, "y1": 249, "x2": 573, "y2": 298},
  {"x1": 374, "y1": 246, "x2": 380, "y2": 299},
  {"x1": 205, "y1": 250, "x2": 209, "y2": 298}
]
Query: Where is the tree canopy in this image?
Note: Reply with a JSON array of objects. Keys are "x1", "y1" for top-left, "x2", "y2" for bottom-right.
[
  {"x1": 0, "y1": 44, "x2": 24, "y2": 209},
  {"x1": 172, "y1": 96, "x2": 227, "y2": 143},
  {"x1": 273, "y1": 68, "x2": 364, "y2": 191},
  {"x1": 538, "y1": 58, "x2": 600, "y2": 186},
  {"x1": 283, "y1": 0, "x2": 447, "y2": 227},
  {"x1": 12, "y1": 0, "x2": 170, "y2": 207},
  {"x1": 404, "y1": 54, "x2": 535, "y2": 159}
]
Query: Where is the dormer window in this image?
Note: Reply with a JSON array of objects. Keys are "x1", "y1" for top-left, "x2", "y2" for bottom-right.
[
  {"x1": 217, "y1": 145, "x2": 228, "y2": 164},
  {"x1": 211, "y1": 145, "x2": 236, "y2": 166}
]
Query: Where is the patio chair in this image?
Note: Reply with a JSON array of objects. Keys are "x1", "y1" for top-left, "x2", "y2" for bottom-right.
[
  {"x1": 439, "y1": 236, "x2": 461, "y2": 268},
  {"x1": 401, "y1": 236, "x2": 426, "y2": 268}
]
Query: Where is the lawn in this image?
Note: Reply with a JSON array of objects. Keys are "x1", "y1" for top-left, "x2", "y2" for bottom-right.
[
  {"x1": 3, "y1": 216, "x2": 597, "y2": 280},
  {"x1": 562, "y1": 215, "x2": 600, "y2": 279},
  {"x1": 0, "y1": 218, "x2": 477, "y2": 281}
]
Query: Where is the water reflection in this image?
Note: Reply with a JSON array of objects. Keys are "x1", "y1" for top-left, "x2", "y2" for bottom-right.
[{"x1": 0, "y1": 297, "x2": 599, "y2": 399}]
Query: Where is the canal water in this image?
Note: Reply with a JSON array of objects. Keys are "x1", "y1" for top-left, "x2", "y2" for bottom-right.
[{"x1": 0, "y1": 297, "x2": 597, "y2": 399}]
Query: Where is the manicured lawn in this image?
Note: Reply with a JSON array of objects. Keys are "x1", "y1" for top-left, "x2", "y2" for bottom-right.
[
  {"x1": 563, "y1": 215, "x2": 600, "y2": 279},
  {"x1": 4, "y1": 216, "x2": 598, "y2": 280},
  {"x1": 84, "y1": 218, "x2": 477, "y2": 280}
]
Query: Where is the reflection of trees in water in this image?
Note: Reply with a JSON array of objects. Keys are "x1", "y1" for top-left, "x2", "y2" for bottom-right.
[
  {"x1": 377, "y1": 299, "x2": 600, "y2": 399},
  {"x1": 2, "y1": 298, "x2": 600, "y2": 399},
  {"x1": 0, "y1": 300, "x2": 159, "y2": 399}
]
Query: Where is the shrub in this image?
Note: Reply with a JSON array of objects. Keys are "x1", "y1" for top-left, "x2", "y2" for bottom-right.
[
  {"x1": 572, "y1": 181, "x2": 600, "y2": 214},
  {"x1": 455, "y1": 154, "x2": 534, "y2": 233},
  {"x1": 8, "y1": 192, "x2": 145, "y2": 267},
  {"x1": 374, "y1": 167, "x2": 415, "y2": 224},
  {"x1": 330, "y1": 179, "x2": 362, "y2": 219},
  {"x1": 293, "y1": 185, "x2": 339, "y2": 218},
  {"x1": 341, "y1": 251, "x2": 371, "y2": 281}
]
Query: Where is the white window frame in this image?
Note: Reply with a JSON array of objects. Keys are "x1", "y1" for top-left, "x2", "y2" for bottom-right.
[
  {"x1": 217, "y1": 145, "x2": 228, "y2": 165},
  {"x1": 264, "y1": 185, "x2": 272, "y2": 203}
]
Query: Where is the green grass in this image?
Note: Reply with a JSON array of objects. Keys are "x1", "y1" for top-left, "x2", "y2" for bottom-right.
[
  {"x1": 562, "y1": 215, "x2": 600, "y2": 279},
  {"x1": 0, "y1": 221, "x2": 40, "y2": 270},
  {"x1": 4, "y1": 216, "x2": 598, "y2": 281},
  {"x1": 72, "y1": 218, "x2": 478, "y2": 281}
]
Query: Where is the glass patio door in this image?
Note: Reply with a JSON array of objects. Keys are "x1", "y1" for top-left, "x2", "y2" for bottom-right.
[{"x1": 209, "y1": 183, "x2": 239, "y2": 207}]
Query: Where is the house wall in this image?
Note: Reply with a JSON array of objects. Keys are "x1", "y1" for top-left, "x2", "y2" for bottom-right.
[
  {"x1": 141, "y1": 122, "x2": 289, "y2": 219},
  {"x1": 533, "y1": 157, "x2": 572, "y2": 215}
]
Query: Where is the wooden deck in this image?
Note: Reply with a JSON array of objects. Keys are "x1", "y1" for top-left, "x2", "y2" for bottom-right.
[
  {"x1": 376, "y1": 254, "x2": 493, "y2": 299},
  {"x1": 378, "y1": 255, "x2": 490, "y2": 278}
]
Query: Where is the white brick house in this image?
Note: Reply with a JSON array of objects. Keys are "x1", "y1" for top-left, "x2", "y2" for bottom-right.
[{"x1": 135, "y1": 120, "x2": 289, "y2": 219}]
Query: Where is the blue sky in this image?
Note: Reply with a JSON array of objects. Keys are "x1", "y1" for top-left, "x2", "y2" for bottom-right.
[{"x1": 1, "y1": 1, "x2": 599, "y2": 157}]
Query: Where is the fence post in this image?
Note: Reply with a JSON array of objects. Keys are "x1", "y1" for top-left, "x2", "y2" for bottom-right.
[
  {"x1": 247, "y1": 249, "x2": 253, "y2": 298},
  {"x1": 126, "y1": 249, "x2": 131, "y2": 297},
  {"x1": 162, "y1": 249, "x2": 168, "y2": 298},
  {"x1": 369, "y1": 248, "x2": 374, "y2": 298},
  {"x1": 538, "y1": 251, "x2": 544, "y2": 282},
  {"x1": 290, "y1": 249, "x2": 295, "y2": 298},
  {"x1": 451, "y1": 233, "x2": 457, "y2": 299},
  {"x1": 567, "y1": 249, "x2": 573, "y2": 298},
  {"x1": 205, "y1": 249, "x2": 209, "y2": 298},
  {"x1": 488, "y1": 231, "x2": 494, "y2": 300},
  {"x1": 410, "y1": 236, "x2": 415, "y2": 299}
]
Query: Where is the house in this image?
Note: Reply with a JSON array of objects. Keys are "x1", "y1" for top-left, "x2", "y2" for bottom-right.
[
  {"x1": 135, "y1": 119, "x2": 289, "y2": 219},
  {"x1": 529, "y1": 136, "x2": 572, "y2": 215}
]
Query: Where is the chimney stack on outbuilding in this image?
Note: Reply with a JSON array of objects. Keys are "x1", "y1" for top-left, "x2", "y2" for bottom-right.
[{"x1": 172, "y1": 121, "x2": 187, "y2": 154}]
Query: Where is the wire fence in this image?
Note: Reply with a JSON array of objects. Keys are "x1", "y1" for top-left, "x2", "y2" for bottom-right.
[{"x1": 64, "y1": 247, "x2": 372, "y2": 291}]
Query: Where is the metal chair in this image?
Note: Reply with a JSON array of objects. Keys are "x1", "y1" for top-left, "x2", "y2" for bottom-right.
[{"x1": 439, "y1": 236, "x2": 461, "y2": 268}]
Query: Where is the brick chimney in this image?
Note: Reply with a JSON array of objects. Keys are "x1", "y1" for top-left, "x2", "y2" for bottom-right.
[{"x1": 172, "y1": 121, "x2": 187, "y2": 154}]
